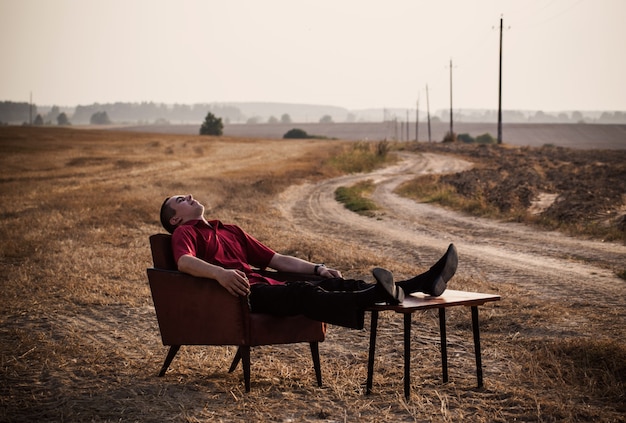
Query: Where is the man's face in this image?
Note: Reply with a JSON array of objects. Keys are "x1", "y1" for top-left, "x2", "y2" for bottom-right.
[{"x1": 166, "y1": 194, "x2": 204, "y2": 226}]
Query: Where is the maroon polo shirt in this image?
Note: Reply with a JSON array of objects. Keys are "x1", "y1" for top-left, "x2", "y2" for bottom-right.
[{"x1": 171, "y1": 219, "x2": 283, "y2": 285}]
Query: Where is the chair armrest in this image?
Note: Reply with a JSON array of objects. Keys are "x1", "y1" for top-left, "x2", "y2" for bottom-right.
[
  {"x1": 256, "y1": 269, "x2": 323, "y2": 283},
  {"x1": 147, "y1": 268, "x2": 249, "y2": 345}
]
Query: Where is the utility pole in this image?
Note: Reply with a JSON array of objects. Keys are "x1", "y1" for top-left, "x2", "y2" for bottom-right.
[
  {"x1": 394, "y1": 117, "x2": 398, "y2": 141},
  {"x1": 426, "y1": 84, "x2": 432, "y2": 142},
  {"x1": 415, "y1": 96, "x2": 419, "y2": 142},
  {"x1": 29, "y1": 91, "x2": 33, "y2": 125},
  {"x1": 497, "y1": 16, "x2": 504, "y2": 144},
  {"x1": 406, "y1": 109, "x2": 409, "y2": 141},
  {"x1": 449, "y1": 58, "x2": 454, "y2": 137}
]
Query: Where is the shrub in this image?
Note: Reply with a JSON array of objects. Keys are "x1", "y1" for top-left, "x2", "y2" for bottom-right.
[
  {"x1": 442, "y1": 131, "x2": 457, "y2": 143},
  {"x1": 458, "y1": 133, "x2": 475, "y2": 143},
  {"x1": 476, "y1": 133, "x2": 497, "y2": 144},
  {"x1": 327, "y1": 141, "x2": 395, "y2": 174},
  {"x1": 376, "y1": 139, "x2": 390, "y2": 157},
  {"x1": 283, "y1": 128, "x2": 309, "y2": 139}
]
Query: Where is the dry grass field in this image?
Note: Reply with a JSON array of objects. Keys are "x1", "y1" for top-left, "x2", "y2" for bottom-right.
[{"x1": 1, "y1": 126, "x2": 625, "y2": 422}]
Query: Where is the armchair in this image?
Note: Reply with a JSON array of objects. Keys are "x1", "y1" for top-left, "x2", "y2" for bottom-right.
[{"x1": 146, "y1": 234, "x2": 326, "y2": 392}]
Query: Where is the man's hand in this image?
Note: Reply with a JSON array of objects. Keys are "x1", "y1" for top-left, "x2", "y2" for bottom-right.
[
  {"x1": 319, "y1": 267, "x2": 342, "y2": 279},
  {"x1": 216, "y1": 268, "x2": 251, "y2": 297},
  {"x1": 177, "y1": 254, "x2": 250, "y2": 297}
]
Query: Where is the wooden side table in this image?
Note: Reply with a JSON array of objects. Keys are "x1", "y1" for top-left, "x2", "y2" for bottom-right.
[{"x1": 366, "y1": 290, "x2": 501, "y2": 399}]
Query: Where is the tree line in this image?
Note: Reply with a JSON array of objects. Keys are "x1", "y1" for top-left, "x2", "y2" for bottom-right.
[
  {"x1": 0, "y1": 101, "x2": 244, "y2": 125},
  {"x1": 2, "y1": 100, "x2": 626, "y2": 126}
]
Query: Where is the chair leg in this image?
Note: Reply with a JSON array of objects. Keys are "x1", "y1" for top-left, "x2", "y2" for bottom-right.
[
  {"x1": 310, "y1": 342, "x2": 323, "y2": 387},
  {"x1": 228, "y1": 347, "x2": 243, "y2": 373},
  {"x1": 240, "y1": 346, "x2": 251, "y2": 392},
  {"x1": 158, "y1": 345, "x2": 181, "y2": 377}
]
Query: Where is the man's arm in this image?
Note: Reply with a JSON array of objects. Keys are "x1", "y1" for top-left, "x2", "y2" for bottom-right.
[
  {"x1": 268, "y1": 253, "x2": 342, "y2": 278},
  {"x1": 177, "y1": 254, "x2": 251, "y2": 297}
]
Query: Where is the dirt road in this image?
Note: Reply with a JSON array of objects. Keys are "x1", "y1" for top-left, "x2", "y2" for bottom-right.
[{"x1": 275, "y1": 152, "x2": 626, "y2": 314}]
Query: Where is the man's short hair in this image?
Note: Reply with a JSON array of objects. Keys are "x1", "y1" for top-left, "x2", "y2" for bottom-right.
[{"x1": 160, "y1": 197, "x2": 177, "y2": 234}]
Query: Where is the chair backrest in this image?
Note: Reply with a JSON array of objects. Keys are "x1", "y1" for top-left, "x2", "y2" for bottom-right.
[
  {"x1": 147, "y1": 233, "x2": 249, "y2": 345},
  {"x1": 147, "y1": 233, "x2": 325, "y2": 347},
  {"x1": 150, "y1": 233, "x2": 177, "y2": 270}
]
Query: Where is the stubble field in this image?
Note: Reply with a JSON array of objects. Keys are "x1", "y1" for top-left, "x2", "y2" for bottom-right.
[{"x1": 0, "y1": 126, "x2": 624, "y2": 422}]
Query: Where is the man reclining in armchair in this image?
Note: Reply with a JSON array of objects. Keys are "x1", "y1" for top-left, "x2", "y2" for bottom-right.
[{"x1": 160, "y1": 194, "x2": 458, "y2": 329}]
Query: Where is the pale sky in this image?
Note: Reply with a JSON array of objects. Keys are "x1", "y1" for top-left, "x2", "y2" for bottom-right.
[{"x1": 1, "y1": 0, "x2": 625, "y2": 112}]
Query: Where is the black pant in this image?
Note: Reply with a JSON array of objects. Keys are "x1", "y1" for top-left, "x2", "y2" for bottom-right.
[{"x1": 248, "y1": 278, "x2": 373, "y2": 329}]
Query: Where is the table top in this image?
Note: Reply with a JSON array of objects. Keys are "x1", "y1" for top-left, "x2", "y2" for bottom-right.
[{"x1": 367, "y1": 289, "x2": 501, "y2": 313}]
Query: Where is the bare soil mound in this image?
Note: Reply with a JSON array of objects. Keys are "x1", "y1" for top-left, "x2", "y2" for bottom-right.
[{"x1": 414, "y1": 143, "x2": 626, "y2": 242}]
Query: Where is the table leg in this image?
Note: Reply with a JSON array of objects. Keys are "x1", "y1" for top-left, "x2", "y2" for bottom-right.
[
  {"x1": 438, "y1": 308, "x2": 448, "y2": 383},
  {"x1": 366, "y1": 310, "x2": 379, "y2": 395},
  {"x1": 471, "y1": 305, "x2": 483, "y2": 388},
  {"x1": 403, "y1": 313, "x2": 412, "y2": 400}
]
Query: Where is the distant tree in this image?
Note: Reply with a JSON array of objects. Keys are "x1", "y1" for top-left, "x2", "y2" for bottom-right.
[
  {"x1": 280, "y1": 113, "x2": 292, "y2": 124},
  {"x1": 0, "y1": 101, "x2": 36, "y2": 123},
  {"x1": 199, "y1": 112, "x2": 223, "y2": 135},
  {"x1": 153, "y1": 117, "x2": 170, "y2": 125},
  {"x1": 246, "y1": 116, "x2": 261, "y2": 124},
  {"x1": 33, "y1": 114, "x2": 44, "y2": 125},
  {"x1": 267, "y1": 116, "x2": 278, "y2": 124},
  {"x1": 319, "y1": 114, "x2": 333, "y2": 124},
  {"x1": 90, "y1": 111, "x2": 111, "y2": 125},
  {"x1": 571, "y1": 111, "x2": 584, "y2": 123},
  {"x1": 57, "y1": 112, "x2": 70, "y2": 126},
  {"x1": 531, "y1": 110, "x2": 555, "y2": 123},
  {"x1": 597, "y1": 111, "x2": 625, "y2": 124},
  {"x1": 45, "y1": 105, "x2": 60, "y2": 123}
]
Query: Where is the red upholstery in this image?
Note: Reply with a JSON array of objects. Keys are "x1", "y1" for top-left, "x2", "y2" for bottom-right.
[{"x1": 147, "y1": 234, "x2": 326, "y2": 391}]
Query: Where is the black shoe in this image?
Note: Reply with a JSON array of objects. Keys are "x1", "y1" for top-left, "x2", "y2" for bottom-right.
[
  {"x1": 426, "y1": 244, "x2": 458, "y2": 297},
  {"x1": 372, "y1": 268, "x2": 405, "y2": 304}
]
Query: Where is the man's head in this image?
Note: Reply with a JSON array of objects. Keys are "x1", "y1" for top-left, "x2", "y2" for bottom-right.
[{"x1": 160, "y1": 194, "x2": 205, "y2": 233}]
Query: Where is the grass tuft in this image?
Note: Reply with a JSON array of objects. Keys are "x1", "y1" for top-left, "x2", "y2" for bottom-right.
[
  {"x1": 327, "y1": 140, "x2": 394, "y2": 174},
  {"x1": 335, "y1": 180, "x2": 379, "y2": 216},
  {"x1": 396, "y1": 174, "x2": 501, "y2": 218}
]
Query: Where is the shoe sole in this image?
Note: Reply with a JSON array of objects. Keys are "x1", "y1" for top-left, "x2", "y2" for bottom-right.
[{"x1": 372, "y1": 268, "x2": 405, "y2": 304}]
